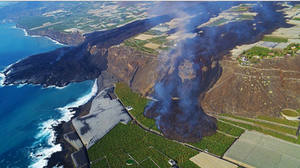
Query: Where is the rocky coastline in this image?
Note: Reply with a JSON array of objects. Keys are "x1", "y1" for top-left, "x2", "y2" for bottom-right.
[
  {"x1": 0, "y1": 2, "x2": 295, "y2": 167},
  {"x1": 2, "y1": 15, "x2": 173, "y2": 88},
  {"x1": 46, "y1": 71, "x2": 118, "y2": 167},
  {"x1": 16, "y1": 24, "x2": 85, "y2": 46}
]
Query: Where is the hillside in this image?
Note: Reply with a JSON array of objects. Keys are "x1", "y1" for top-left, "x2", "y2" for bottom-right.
[{"x1": 201, "y1": 56, "x2": 300, "y2": 117}]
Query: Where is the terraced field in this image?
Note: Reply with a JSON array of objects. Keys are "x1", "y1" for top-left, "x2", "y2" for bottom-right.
[{"x1": 218, "y1": 114, "x2": 300, "y2": 144}]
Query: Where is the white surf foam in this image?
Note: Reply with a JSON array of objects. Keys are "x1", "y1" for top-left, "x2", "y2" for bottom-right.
[
  {"x1": 31, "y1": 35, "x2": 64, "y2": 46},
  {"x1": 16, "y1": 84, "x2": 26, "y2": 88},
  {"x1": 0, "y1": 72, "x2": 4, "y2": 87},
  {"x1": 0, "y1": 61, "x2": 23, "y2": 87},
  {"x1": 22, "y1": 28, "x2": 28, "y2": 36},
  {"x1": 28, "y1": 79, "x2": 98, "y2": 168},
  {"x1": 45, "y1": 84, "x2": 69, "y2": 90},
  {"x1": 58, "y1": 79, "x2": 98, "y2": 122},
  {"x1": 29, "y1": 119, "x2": 62, "y2": 168},
  {"x1": 13, "y1": 26, "x2": 65, "y2": 46}
]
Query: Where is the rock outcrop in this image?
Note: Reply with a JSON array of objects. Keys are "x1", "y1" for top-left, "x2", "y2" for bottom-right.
[
  {"x1": 106, "y1": 46, "x2": 162, "y2": 95},
  {"x1": 25, "y1": 28, "x2": 85, "y2": 46}
]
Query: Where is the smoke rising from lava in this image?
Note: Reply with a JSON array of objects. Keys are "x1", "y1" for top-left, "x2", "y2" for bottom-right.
[{"x1": 144, "y1": 2, "x2": 289, "y2": 143}]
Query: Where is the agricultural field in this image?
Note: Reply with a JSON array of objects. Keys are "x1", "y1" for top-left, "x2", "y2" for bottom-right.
[
  {"x1": 190, "y1": 132, "x2": 236, "y2": 156},
  {"x1": 113, "y1": 82, "x2": 248, "y2": 161},
  {"x1": 257, "y1": 115, "x2": 299, "y2": 127},
  {"x1": 114, "y1": 82, "x2": 248, "y2": 158},
  {"x1": 88, "y1": 123, "x2": 199, "y2": 167},
  {"x1": 239, "y1": 43, "x2": 300, "y2": 64},
  {"x1": 122, "y1": 34, "x2": 170, "y2": 54},
  {"x1": 239, "y1": 14, "x2": 254, "y2": 20},
  {"x1": 186, "y1": 119, "x2": 245, "y2": 157},
  {"x1": 292, "y1": 18, "x2": 300, "y2": 21},
  {"x1": 230, "y1": 6, "x2": 250, "y2": 12},
  {"x1": 91, "y1": 158, "x2": 108, "y2": 168},
  {"x1": 123, "y1": 38, "x2": 158, "y2": 54},
  {"x1": 220, "y1": 114, "x2": 255, "y2": 123},
  {"x1": 217, "y1": 121, "x2": 245, "y2": 137},
  {"x1": 218, "y1": 114, "x2": 300, "y2": 144},
  {"x1": 114, "y1": 82, "x2": 159, "y2": 132},
  {"x1": 16, "y1": 1, "x2": 155, "y2": 34},
  {"x1": 208, "y1": 18, "x2": 230, "y2": 27},
  {"x1": 262, "y1": 36, "x2": 288, "y2": 43}
]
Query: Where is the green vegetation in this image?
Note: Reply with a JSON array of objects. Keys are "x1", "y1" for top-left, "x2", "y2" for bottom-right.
[
  {"x1": 144, "y1": 29, "x2": 164, "y2": 36},
  {"x1": 130, "y1": 147, "x2": 170, "y2": 167},
  {"x1": 180, "y1": 160, "x2": 200, "y2": 168},
  {"x1": 292, "y1": 18, "x2": 300, "y2": 21},
  {"x1": 18, "y1": 16, "x2": 56, "y2": 29},
  {"x1": 219, "y1": 118, "x2": 254, "y2": 130},
  {"x1": 243, "y1": 46, "x2": 273, "y2": 58},
  {"x1": 16, "y1": 2, "x2": 154, "y2": 33},
  {"x1": 230, "y1": 6, "x2": 248, "y2": 12},
  {"x1": 88, "y1": 123, "x2": 198, "y2": 167},
  {"x1": 257, "y1": 115, "x2": 299, "y2": 127},
  {"x1": 217, "y1": 121, "x2": 245, "y2": 137},
  {"x1": 240, "y1": 14, "x2": 254, "y2": 19},
  {"x1": 220, "y1": 115, "x2": 297, "y2": 136},
  {"x1": 220, "y1": 114, "x2": 255, "y2": 123},
  {"x1": 148, "y1": 36, "x2": 168, "y2": 45},
  {"x1": 253, "y1": 127, "x2": 296, "y2": 143},
  {"x1": 240, "y1": 43, "x2": 300, "y2": 64},
  {"x1": 122, "y1": 35, "x2": 170, "y2": 54},
  {"x1": 136, "y1": 114, "x2": 156, "y2": 128},
  {"x1": 151, "y1": 125, "x2": 160, "y2": 133},
  {"x1": 293, "y1": 4, "x2": 300, "y2": 8},
  {"x1": 91, "y1": 82, "x2": 242, "y2": 166},
  {"x1": 190, "y1": 132, "x2": 236, "y2": 156},
  {"x1": 219, "y1": 115, "x2": 300, "y2": 144},
  {"x1": 208, "y1": 18, "x2": 229, "y2": 27},
  {"x1": 255, "y1": 121, "x2": 296, "y2": 135},
  {"x1": 284, "y1": 43, "x2": 300, "y2": 54},
  {"x1": 114, "y1": 82, "x2": 158, "y2": 131},
  {"x1": 262, "y1": 36, "x2": 288, "y2": 43},
  {"x1": 91, "y1": 158, "x2": 108, "y2": 168},
  {"x1": 123, "y1": 38, "x2": 158, "y2": 54},
  {"x1": 139, "y1": 158, "x2": 157, "y2": 167},
  {"x1": 115, "y1": 82, "x2": 148, "y2": 117}
]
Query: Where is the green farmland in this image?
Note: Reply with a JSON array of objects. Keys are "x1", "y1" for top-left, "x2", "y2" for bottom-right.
[
  {"x1": 88, "y1": 82, "x2": 248, "y2": 167},
  {"x1": 239, "y1": 43, "x2": 300, "y2": 63},
  {"x1": 262, "y1": 36, "x2": 288, "y2": 43},
  {"x1": 88, "y1": 123, "x2": 198, "y2": 167},
  {"x1": 114, "y1": 82, "x2": 160, "y2": 132},
  {"x1": 219, "y1": 114, "x2": 300, "y2": 144}
]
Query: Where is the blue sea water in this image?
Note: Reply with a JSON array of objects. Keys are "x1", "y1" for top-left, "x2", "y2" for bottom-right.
[{"x1": 0, "y1": 23, "x2": 97, "y2": 167}]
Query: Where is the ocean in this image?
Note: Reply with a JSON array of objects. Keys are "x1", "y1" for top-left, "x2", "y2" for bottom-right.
[{"x1": 0, "y1": 23, "x2": 97, "y2": 167}]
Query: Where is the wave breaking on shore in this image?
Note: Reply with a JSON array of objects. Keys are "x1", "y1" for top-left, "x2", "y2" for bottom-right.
[
  {"x1": 29, "y1": 79, "x2": 98, "y2": 168},
  {"x1": 0, "y1": 72, "x2": 4, "y2": 87},
  {"x1": 13, "y1": 25, "x2": 65, "y2": 46}
]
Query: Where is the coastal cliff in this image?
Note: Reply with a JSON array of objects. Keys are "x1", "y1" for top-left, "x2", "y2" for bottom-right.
[
  {"x1": 106, "y1": 46, "x2": 162, "y2": 95},
  {"x1": 2, "y1": 15, "x2": 173, "y2": 87},
  {"x1": 2, "y1": 2, "x2": 296, "y2": 119},
  {"x1": 16, "y1": 24, "x2": 85, "y2": 46}
]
